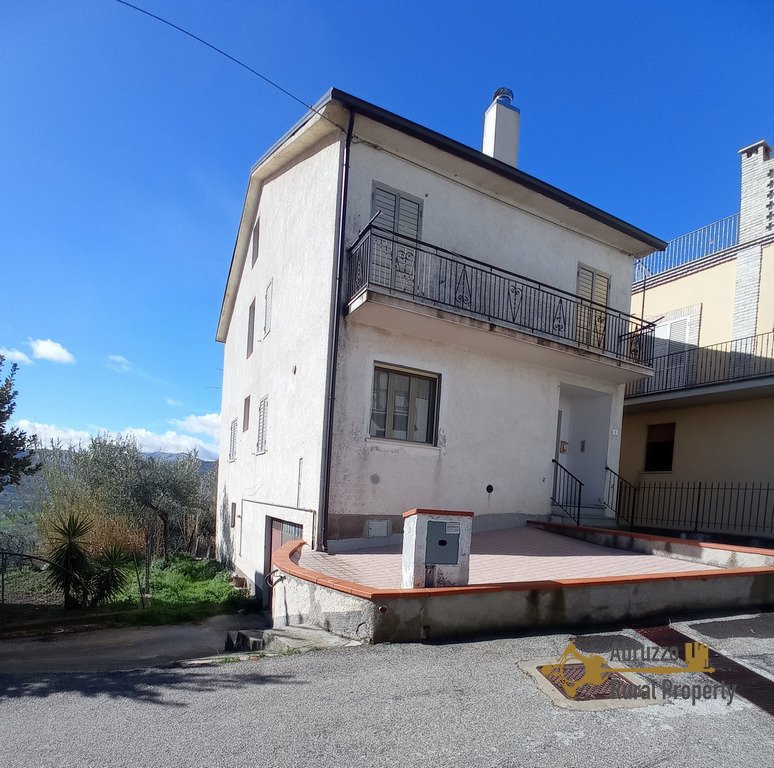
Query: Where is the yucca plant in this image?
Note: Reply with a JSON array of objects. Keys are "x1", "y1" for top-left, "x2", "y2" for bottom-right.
[
  {"x1": 46, "y1": 513, "x2": 93, "y2": 609},
  {"x1": 90, "y1": 544, "x2": 130, "y2": 606}
]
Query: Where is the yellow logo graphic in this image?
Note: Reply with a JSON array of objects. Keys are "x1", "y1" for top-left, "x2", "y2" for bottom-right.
[{"x1": 540, "y1": 641, "x2": 715, "y2": 699}]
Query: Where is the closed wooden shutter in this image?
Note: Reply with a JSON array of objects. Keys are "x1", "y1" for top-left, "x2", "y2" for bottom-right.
[
  {"x1": 592, "y1": 273, "x2": 609, "y2": 306},
  {"x1": 577, "y1": 266, "x2": 594, "y2": 301},
  {"x1": 372, "y1": 183, "x2": 422, "y2": 240},
  {"x1": 397, "y1": 197, "x2": 421, "y2": 240},
  {"x1": 372, "y1": 186, "x2": 398, "y2": 233}
]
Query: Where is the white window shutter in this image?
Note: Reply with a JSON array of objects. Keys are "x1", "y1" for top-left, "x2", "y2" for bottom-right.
[
  {"x1": 264, "y1": 280, "x2": 272, "y2": 335},
  {"x1": 256, "y1": 396, "x2": 268, "y2": 453}
]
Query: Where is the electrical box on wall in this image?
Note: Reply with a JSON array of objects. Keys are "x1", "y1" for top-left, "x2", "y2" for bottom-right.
[{"x1": 401, "y1": 509, "x2": 473, "y2": 588}]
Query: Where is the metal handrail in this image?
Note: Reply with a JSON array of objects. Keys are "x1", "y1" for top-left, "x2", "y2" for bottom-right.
[
  {"x1": 604, "y1": 466, "x2": 637, "y2": 529},
  {"x1": 349, "y1": 225, "x2": 655, "y2": 366},
  {"x1": 551, "y1": 459, "x2": 583, "y2": 525}
]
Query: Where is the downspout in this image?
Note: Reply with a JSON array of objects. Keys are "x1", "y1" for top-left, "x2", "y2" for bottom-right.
[{"x1": 316, "y1": 110, "x2": 355, "y2": 551}]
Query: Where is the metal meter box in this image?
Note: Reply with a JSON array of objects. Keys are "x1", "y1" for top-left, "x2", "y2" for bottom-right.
[
  {"x1": 401, "y1": 508, "x2": 473, "y2": 588},
  {"x1": 425, "y1": 521, "x2": 460, "y2": 565}
]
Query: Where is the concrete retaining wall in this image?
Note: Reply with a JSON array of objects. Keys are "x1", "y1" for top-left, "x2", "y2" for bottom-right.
[{"x1": 272, "y1": 539, "x2": 774, "y2": 643}]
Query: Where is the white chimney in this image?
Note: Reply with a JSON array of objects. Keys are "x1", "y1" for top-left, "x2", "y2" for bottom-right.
[{"x1": 482, "y1": 87, "x2": 520, "y2": 167}]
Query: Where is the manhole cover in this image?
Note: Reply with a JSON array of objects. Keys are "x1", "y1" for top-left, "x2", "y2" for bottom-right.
[{"x1": 539, "y1": 663, "x2": 631, "y2": 701}]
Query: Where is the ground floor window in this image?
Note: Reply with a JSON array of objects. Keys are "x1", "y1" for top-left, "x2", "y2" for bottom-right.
[
  {"x1": 644, "y1": 422, "x2": 675, "y2": 471},
  {"x1": 369, "y1": 365, "x2": 438, "y2": 444}
]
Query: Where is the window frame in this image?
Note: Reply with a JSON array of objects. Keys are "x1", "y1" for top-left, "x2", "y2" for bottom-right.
[
  {"x1": 644, "y1": 422, "x2": 676, "y2": 472},
  {"x1": 230, "y1": 502, "x2": 237, "y2": 529},
  {"x1": 369, "y1": 363, "x2": 440, "y2": 446}
]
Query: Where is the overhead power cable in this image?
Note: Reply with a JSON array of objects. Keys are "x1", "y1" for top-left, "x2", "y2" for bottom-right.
[{"x1": 113, "y1": 0, "x2": 346, "y2": 133}]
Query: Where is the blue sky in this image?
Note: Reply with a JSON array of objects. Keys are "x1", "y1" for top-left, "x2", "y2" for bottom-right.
[{"x1": 1, "y1": 1, "x2": 772, "y2": 459}]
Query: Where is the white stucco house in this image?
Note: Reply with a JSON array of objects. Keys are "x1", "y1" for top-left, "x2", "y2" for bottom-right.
[{"x1": 215, "y1": 87, "x2": 665, "y2": 598}]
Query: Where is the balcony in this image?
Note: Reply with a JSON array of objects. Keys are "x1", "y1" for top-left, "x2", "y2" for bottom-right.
[
  {"x1": 348, "y1": 225, "x2": 654, "y2": 370},
  {"x1": 625, "y1": 331, "x2": 774, "y2": 401},
  {"x1": 636, "y1": 213, "x2": 739, "y2": 280}
]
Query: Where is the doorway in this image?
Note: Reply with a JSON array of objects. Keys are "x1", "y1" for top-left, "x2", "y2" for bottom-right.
[{"x1": 264, "y1": 518, "x2": 303, "y2": 606}]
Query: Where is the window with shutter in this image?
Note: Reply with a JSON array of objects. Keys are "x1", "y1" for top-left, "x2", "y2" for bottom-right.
[
  {"x1": 247, "y1": 300, "x2": 255, "y2": 358},
  {"x1": 371, "y1": 183, "x2": 423, "y2": 294},
  {"x1": 576, "y1": 265, "x2": 610, "y2": 348},
  {"x1": 264, "y1": 281, "x2": 272, "y2": 336},
  {"x1": 228, "y1": 418, "x2": 238, "y2": 462},
  {"x1": 243, "y1": 396, "x2": 251, "y2": 432},
  {"x1": 251, "y1": 220, "x2": 260, "y2": 267},
  {"x1": 256, "y1": 396, "x2": 268, "y2": 454}
]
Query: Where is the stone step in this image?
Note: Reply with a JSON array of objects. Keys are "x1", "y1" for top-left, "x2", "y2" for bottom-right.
[{"x1": 224, "y1": 623, "x2": 359, "y2": 654}]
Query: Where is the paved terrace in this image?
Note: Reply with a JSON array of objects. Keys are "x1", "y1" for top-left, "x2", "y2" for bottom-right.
[{"x1": 298, "y1": 526, "x2": 718, "y2": 589}]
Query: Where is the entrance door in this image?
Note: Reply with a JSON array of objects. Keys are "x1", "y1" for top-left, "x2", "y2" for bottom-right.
[{"x1": 266, "y1": 518, "x2": 303, "y2": 606}]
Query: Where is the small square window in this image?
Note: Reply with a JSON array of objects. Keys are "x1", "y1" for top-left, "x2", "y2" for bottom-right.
[
  {"x1": 644, "y1": 423, "x2": 675, "y2": 472},
  {"x1": 369, "y1": 365, "x2": 438, "y2": 445}
]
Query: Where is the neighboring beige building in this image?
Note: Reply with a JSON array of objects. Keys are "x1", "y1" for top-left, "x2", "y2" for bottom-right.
[
  {"x1": 619, "y1": 140, "x2": 774, "y2": 538},
  {"x1": 215, "y1": 88, "x2": 663, "y2": 598}
]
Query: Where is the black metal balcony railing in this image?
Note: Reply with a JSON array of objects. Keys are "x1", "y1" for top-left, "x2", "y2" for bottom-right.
[
  {"x1": 349, "y1": 226, "x2": 655, "y2": 366},
  {"x1": 626, "y1": 330, "x2": 774, "y2": 398}
]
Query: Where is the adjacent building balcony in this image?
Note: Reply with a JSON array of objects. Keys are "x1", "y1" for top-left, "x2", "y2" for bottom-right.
[
  {"x1": 625, "y1": 330, "x2": 774, "y2": 407},
  {"x1": 347, "y1": 225, "x2": 655, "y2": 379}
]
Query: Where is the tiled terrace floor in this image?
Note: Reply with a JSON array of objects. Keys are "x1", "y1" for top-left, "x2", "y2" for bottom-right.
[{"x1": 297, "y1": 526, "x2": 719, "y2": 589}]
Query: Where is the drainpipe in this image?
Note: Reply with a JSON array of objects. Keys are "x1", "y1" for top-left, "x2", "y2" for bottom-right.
[{"x1": 316, "y1": 110, "x2": 355, "y2": 551}]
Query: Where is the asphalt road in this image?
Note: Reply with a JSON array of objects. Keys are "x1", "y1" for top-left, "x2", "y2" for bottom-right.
[{"x1": 1, "y1": 614, "x2": 773, "y2": 768}]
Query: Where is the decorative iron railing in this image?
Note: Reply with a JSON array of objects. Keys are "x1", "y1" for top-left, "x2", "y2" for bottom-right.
[
  {"x1": 551, "y1": 459, "x2": 583, "y2": 525},
  {"x1": 349, "y1": 226, "x2": 655, "y2": 366},
  {"x1": 637, "y1": 213, "x2": 739, "y2": 278},
  {"x1": 626, "y1": 330, "x2": 774, "y2": 398}
]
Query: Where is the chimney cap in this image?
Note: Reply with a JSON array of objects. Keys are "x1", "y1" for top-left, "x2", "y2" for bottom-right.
[{"x1": 492, "y1": 87, "x2": 514, "y2": 105}]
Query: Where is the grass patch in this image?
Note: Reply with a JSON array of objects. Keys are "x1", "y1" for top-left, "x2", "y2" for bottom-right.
[
  {"x1": 112, "y1": 553, "x2": 247, "y2": 626},
  {"x1": 1, "y1": 553, "x2": 247, "y2": 629}
]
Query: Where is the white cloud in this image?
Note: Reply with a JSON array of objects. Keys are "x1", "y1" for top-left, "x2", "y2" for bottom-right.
[
  {"x1": 16, "y1": 420, "x2": 92, "y2": 447},
  {"x1": 15, "y1": 416, "x2": 220, "y2": 461},
  {"x1": 171, "y1": 412, "x2": 220, "y2": 440},
  {"x1": 0, "y1": 347, "x2": 32, "y2": 365},
  {"x1": 107, "y1": 354, "x2": 132, "y2": 373},
  {"x1": 121, "y1": 428, "x2": 218, "y2": 459},
  {"x1": 166, "y1": 398, "x2": 184, "y2": 407},
  {"x1": 28, "y1": 339, "x2": 75, "y2": 364}
]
